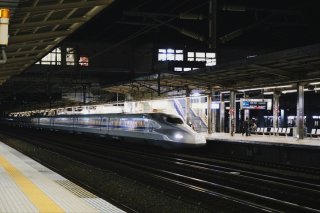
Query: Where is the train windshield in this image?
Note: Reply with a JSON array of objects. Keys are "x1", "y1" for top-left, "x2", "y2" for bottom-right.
[{"x1": 165, "y1": 115, "x2": 183, "y2": 124}]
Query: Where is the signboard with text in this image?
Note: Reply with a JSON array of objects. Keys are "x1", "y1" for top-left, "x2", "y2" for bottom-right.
[{"x1": 240, "y1": 98, "x2": 272, "y2": 110}]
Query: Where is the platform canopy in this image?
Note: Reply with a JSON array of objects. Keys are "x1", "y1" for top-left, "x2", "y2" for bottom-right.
[
  {"x1": 0, "y1": 0, "x2": 113, "y2": 85},
  {"x1": 103, "y1": 43, "x2": 320, "y2": 98}
]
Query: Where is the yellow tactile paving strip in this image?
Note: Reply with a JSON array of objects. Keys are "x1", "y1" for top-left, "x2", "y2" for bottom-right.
[
  {"x1": 0, "y1": 156, "x2": 65, "y2": 213},
  {"x1": 0, "y1": 142, "x2": 100, "y2": 213}
]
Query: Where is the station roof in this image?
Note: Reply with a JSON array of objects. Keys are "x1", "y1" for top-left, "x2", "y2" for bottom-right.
[
  {"x1": 103, "y1": 43, "x2": 320, "y2": 97},
  {"x1": 1, "y1": 0, "x2": 320, "y2": 111},
  {"x1": 0, "y1": 0, "x2": 113, "y2": 85}
]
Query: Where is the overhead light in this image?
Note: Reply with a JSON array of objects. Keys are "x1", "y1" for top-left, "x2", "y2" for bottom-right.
[
  {"x1": 238, "y1": 87, "x2": 264, "y2": 92},
  {"x1": 282, "y1": 90, "x2": 297, "y2": 94},
  {"x1": 239, "y1": 85, "x2": 292, "y2": 92},
  {"x1": 282, "y1": 89, "x2": 309, "y2": 94},
  {"x1": 263, "y1": 85, "x2": 292, "y2": 90},
  {"x1": 263, "y1": 92, "x2": 273, "y2": 95},
  {"x1": 309, "y1": 82, "x2": 320, "y2": 85}
]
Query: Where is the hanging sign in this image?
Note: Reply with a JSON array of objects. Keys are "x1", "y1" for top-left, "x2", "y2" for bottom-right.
[{"x1": 240, "y1": 98, "x2": 272, "y2": 110}]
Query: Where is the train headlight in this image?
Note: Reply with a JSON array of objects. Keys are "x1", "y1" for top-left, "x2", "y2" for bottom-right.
[{"x1": 174, "y1": 133, "x2": 184, "y2": 140}]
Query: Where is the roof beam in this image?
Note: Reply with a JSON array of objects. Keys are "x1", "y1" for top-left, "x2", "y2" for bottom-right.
[
  {"x1": 249, "y1": 64, "x2": 292, "y2": 79},
  {"x1": 6, "y1": 49, "x2": 44, "y2": 57},
  {"x1": 0, "y1": 70, "x2": 23, "y2": 76},
  {"x1": 10, "y1": 17, "x2": 87, "y2": 30},
  {"x1": 6, "y1": 41, "x2": 54, "y2": 50},
  {"x1": 1, "y1": 56, "x2": 36, "y2": 64},
  {"x1": 16, "y1": 0, "x2": 113, "y2": 14},
  {"x1": 9, "y1": 31, "x2": 68, "y2": 44}
]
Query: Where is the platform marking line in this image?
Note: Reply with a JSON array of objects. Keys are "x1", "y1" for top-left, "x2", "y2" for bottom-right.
[{"x1": 0, "y1": 156, "x2": 65, "y2": 213}]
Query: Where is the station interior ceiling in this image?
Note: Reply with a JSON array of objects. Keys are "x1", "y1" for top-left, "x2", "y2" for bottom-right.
[{"x1": 1, "y1": 0, "x2": 320, "y2": 112}]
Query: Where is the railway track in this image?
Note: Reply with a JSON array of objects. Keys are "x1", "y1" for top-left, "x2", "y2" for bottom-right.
[{"x1": 1, "y1": 126, "x2": 320, "y2": 212}]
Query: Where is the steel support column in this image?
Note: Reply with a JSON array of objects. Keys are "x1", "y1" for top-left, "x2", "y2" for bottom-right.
[
  {"x1": 296, "y1": 84, "x2": 305, "y2": 139},
  {"x1": 219, "y1": 93, "x2": 225, "y2": 133},
  {"x1": 207, "y1": 90, "x2": 213, "y2": 134},
  {"x1": 273, "y1": 91, "x2": 280, "y2": 128},
  {"x1": 209, "y1": 0, "x2": 217, "y2": 49},
  {"x1": 212, "y1": 92, "x2": 217, "y2": 133},
  {"x1": 229, "y1": 90, "x2": 236, "y2": 136}
]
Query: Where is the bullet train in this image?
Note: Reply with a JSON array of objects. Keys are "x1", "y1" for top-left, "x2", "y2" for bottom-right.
[{"x1": 3, "y1": 113, "x2": 206, "y2": 149}]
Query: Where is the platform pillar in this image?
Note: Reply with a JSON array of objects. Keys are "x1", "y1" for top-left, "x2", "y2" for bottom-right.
[
  {"x1": 273, "y1": 91, "x2": 280, "y2": 128},
  {"x1": 296, "y1": 84, "x2": 305, "y2": 139},
  {"x1": 212, "y1": 91, "x2": 217, "y2": 133},
  {"x1": 229, "y1": 90, "x2": 236, "y2": 136},
  {"x1": 219, "y1": 93, "x2": 225, "y2": 133},
  {"x1": 207, "y1": 90, "x2": 213, "y2": 134}
]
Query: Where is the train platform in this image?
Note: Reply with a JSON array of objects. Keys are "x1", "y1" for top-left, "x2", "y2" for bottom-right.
[
  {"x1": 204, "y1": 132, "x2": 320, "y2": 148},
  {"x1": 0, "y1": 141, "x2": 125, "y2": 213}
]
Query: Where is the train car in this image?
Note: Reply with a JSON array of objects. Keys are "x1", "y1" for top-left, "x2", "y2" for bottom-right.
[{"x1": 3, "y1": 113, "x2": 206, "y2": 149}]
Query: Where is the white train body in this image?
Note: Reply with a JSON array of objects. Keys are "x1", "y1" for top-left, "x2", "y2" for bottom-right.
[{"x1": 4, "y1": 113, "x2": 206, "y2": 149}]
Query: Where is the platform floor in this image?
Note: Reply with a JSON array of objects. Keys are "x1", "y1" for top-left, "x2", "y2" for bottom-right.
[
  {"x1": 0, "y1": 141, "x2": 125, "y2": 213},
  {"x1": 204, "y1": 132, "x2": 320, "y2": 147}
]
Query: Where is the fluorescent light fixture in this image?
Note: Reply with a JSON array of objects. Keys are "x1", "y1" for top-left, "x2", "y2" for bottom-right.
[
  {"x1": 309, "y1": 82, "x2": 320, "y2": 85},
  {"x1": 263, "y1": 92, "x2": 274, "y2": 95},
  {"x1": 282, "y1": 89, "x2": 296, "y2": 94},
  {"x1": 263, "y1": 85, "x2": 292, "y2": 89},
  {"x1": 282, "y1": 89, "x2": 308, "y2": 94},
  {"x1": 239, "y1": 85, "x2": 292, "y2": 92},
  {"x1": 247, "y1": 54, "x2": 257, "y2": 59},
  {"x1": 238, "y1": 87, "x2": 264, "y2": 92}
]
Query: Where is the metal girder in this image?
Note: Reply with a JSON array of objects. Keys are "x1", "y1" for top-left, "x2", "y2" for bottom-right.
[
  {"x1": 249, "y1": 64, "x2": 292, "y2": 79},
  {"x1": 6, "y1": 49, "x2": 44, "y2": 57},
  {"x1": 123, "y1": 11, "x2": 204, "y2": 20},
  {"x1": 0, "y1": 69, "x2": 24, "y2": 76},
  {"x1": 0, "y1": 70, "x2": 22, "y2": 77},
  {"x1": 6, "y1": 41, "x2": 54, "y2": 50},
  {"x1": 0, "y1": 56, "x2": 39, "y2": 64},
  {"x1": 150, "y1": 17, "x2": 206, "y2": 42},
  {"x1": 9, "y1": 31, "x2": 69, "y2": 43},
  {"x1": 11, "y1": 17, "x2": 88, "y2": 30},
  {"x1": 16, "y1": 0, "x2": 113, "y2": 14}
]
